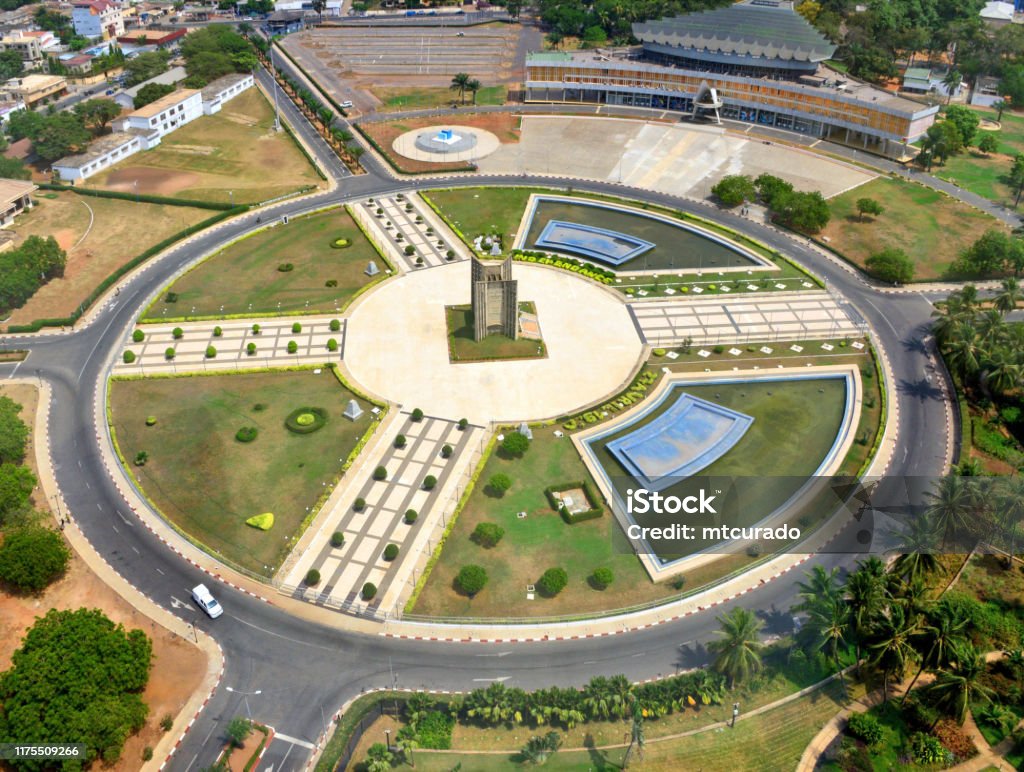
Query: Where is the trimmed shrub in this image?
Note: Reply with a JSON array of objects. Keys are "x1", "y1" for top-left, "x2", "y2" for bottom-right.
[
  {"x1": 160, "y1": 714, "x2": 173, "y2": 732},
  {"x1": 411, "y1": 408, "x2": 424, "y2": 422},
  {"x1": 213, "y1": 326, "x2": 222, "y2": 337},
  {"x1": 235, "y1": 426, "x2": 258, "y2": 443},
  {"x1": 373, "y1": 466, "x2": 387, "y2": 481},
  {"x1": 423, "y1": 474, "x2": 437, "y2": 490},
  {"x1": 488, "y1": 473, "x2": 512, "y2": 496},
  {"x1": 278, "y1": 263, "x2": 294, "y2": 272},
  {"x1": 472, "y1": 522, "x2": 504, "y2": 548},
  {"x1": 394, "y1": 434, "x2": 407, "y2": 449},
  {"x1": 330, "y1": 531, "x2": 345, "y2": 548},
  {"x1": 252, "y1": 323, "x2": 261, "y2": 335},
  {"x1": 172, "y1": 327, "x2": 183, "y2": 339},
  {"x1": 145, "y1": 416, "x2": 157, "y2": 426},
  {"x1": 304, "y1": 569, "x2": 321, "y2": 586},
  {"x1": 441, "y1": 444, "x2": 453, "y2": 459},
  {"x1": 590, "y1": 567, "x2": 614, "y2": 590},
  {"x1": 458, "y1": 418, "x2": 468, "y2": 430},
  {"x1": 501, "y1": 432, "x2": 530, "y2": 456},
  {"x1": 165, "y1": 291, "x2": 178, "y2": 303},
  {"x1": 292, "y1": 322, "x2": 302, "y2": 333},
  {"x1": 404, "y1": 245, "x2": 415, "y2": 256},
  {"x1": 330, "y1": 236, "x2": 351, "y2": 249},
  {"x1": 652, "y1": 348, "x2": 666, "y2": 356},
  {"x1": 165, "y1": 347, "x2": 175, "y2": 360},
  {"x1": 329, "y1": 319, "x2": 341, "y2": 332},
  {"x1": 456, "y1": 564, "x2": 488, "y2": 596},
  {"x1": 134, "y1": 451, "x2": 148, "y2": 466},
  {"x1": 538, "y1": 567, "x2": 568, "y2": 597},
  {"x1": 383, "y1": 543, "x2": 399, "y2": 561},
  {"x1": 205, "y1": 345, "x2": 216, "y2": 358},
  {"x1": 362, "y1": 582, "x2": 377, "y2": 600},
  {"x1": 246, "y1": 342, "x2": 257, "y2": 355},
  {"x1": 287, "y1": 341, "x2": 298, "y2": 354},
  {"x1": 132, "y1": 329, "x2": 144, "y2": 343},
  {"x1": 415, "y1": 256, "x2": 424, "y2": 266},
  {"x1": 285, "y1": 407, "x2": 328, "y2": 434},
  {"x1": 327, "y1": 338, "x2": 338, "y2": 352},
  {"x1": 123, "y1": 350, "x2": 136, "y2": 364},
  {"x1": 245, "y1": 512, "x2": 274, "y2": 530},
  {"x1": 0, "y1": 525, "x2": 71, "y2": 592},
  {"x1": 847, "y1": 712, "x2": 883, "y2": 747},
  {"x1": 446, "y1": 249, "x2": 455, "y2": 260},
  {"x1": 354, "y1": 497, "x2": 366, "y2": 511},
  {"x1": 404, "y1": 509, "x2": 418, "y2": 524}
]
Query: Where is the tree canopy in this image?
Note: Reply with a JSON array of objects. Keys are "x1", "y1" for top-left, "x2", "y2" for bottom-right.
[
  {"x1": 180, "y1": 26, "x2": 255, "y2": 88},
  {"x1": 0, "y1": 396, "x2": 29, "y2": 466},
  {"x1": 134, "y1": 82, "x2": 176, "y2": 110},
  {"x1": 0, "y1": 608, "x2": 152, "y2": 766},
  {"x1": 0, "y1": 235, "x2": 68, "y2": 317},
  {"x1": 123, "y1": 50, "x2": 171, "y2": 87}
]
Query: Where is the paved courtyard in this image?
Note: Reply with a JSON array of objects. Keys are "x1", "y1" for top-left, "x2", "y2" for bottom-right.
[
  {"x1": 478, "y1": 116, "x2": 874, "y2": 199},
  {"x1": 342, "y1": 260, "x2": 646, "y2": 424},
  {"x1": 630, "y1": 291, "x2": 865, "y2": 346},
  {"x1": 352, "y1": 193, "x2": 470, "y2": 271}
]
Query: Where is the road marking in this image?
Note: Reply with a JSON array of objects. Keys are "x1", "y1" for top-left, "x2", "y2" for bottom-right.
[
  {"x1": 471, "y1": 676, "x2": 510, "y2": 683},
  {"x1": 9, "y1": 360, "x2": 22, "y2": 379},
  {"x1": 117, "y1": 510, "x2": 133, "y2": 527},
  {"x1": 111, "y1": 523, "x2": 118, "y2": 533},
  {"x1": 183, "y1": 753, "x2": 198, "y2": 772},
  {"x1": 273, "y1": 732, "x2": 314, "y2": 749},
  {"x1": 170, "y1": 595, "x2": 193, "y2": 611},
  {"x1": 201, "y1": 720, "x2": 218, "y2": 746},
  {"x1": 630, "y1": 652, "x2": 646, "y2": 658},
  {"x1": 131, "y1": 546, "x2": 140, "y2": 554},
  {"x1": 231, "y1": 614, "x2": 336, "y2": 652},
  {"x1": 96, "y1": 502, "x2": 103, "y2": 511},
  {"x1": 475, "y1": 651, "x2": 511, "y2": 658},
  {"x1": 155, "y1": 567, "x2": 165, "y2": 575}
]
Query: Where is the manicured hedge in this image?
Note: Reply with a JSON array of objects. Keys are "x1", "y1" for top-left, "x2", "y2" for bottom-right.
[
  {"x1": 37, "y1": 183, "x2": 235, "y2": 211},
  {"x1": 284, "y1": 406, "x2": 328, "y2": 434},
  {"x1": 544, "y1": 480, "x2": 603, "y2": 524}
]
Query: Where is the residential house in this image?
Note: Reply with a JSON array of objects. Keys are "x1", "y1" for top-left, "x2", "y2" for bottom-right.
[
  {"x1": 72, "y1": 0, "x2": 125, "y2": 41},
  {"x1": 199, "y1": 72, "x2": 254, "y2": 115},
  {"x1": 114, "y1": 64, "x2": 186, "y2": 109},
  {"x1": 0, "y1": 178, "x2": 36, "y2": 226},
  {"x1": 111, "y1": 87, "x2": 202, "y2": 145},
  {"x1": 1, "y1": 74, "x2": 67, "y2": 106}
]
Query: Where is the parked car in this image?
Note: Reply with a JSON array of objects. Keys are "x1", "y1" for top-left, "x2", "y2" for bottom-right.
[
  {"x1": 340, "y1": 100, "x2": 354, "y2": 108},
  {"x1": 191, "y1": 583, "x2": 223, "y2": 618}
]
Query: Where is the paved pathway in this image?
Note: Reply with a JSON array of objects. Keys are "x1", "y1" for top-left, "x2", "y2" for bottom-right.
[
  {"x1": 355, "y1": 193, "x2": 468, "y2": 270},
  {"x1": 629, "y1": 291, "x2": 864, "y2": 347}
]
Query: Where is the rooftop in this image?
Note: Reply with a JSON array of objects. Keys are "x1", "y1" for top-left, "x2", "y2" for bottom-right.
[
  {"x1": 127, "y1": 87, "x2": 199, "y2": 118},
  {"x1": 200, "y1": 72, "x2": 250, "y2": 99},
  {"x1": 53, "y1": 131, "x2": 137, "y2": 169},
  {"x1": 633, "y1": 0, "x2": 836, "y2": 64},
  {"x1": 121, "y1": 65, "x2": 186, "y2": 98},
  {"x1": 0, "y1": 177, "x2": 36, "y2": 202}
]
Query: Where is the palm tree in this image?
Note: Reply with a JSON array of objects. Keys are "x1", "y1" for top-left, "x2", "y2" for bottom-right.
[
  {"x1": 1004, "y1": 649, "x2": 1024, "y2": 691},
  {"x1": 942, "y1": 321, "x2": 981, "y2": 381},
  {"x1": 890, "y1": 515, "x2": 942, "y2": 584},
  {"x1": 365, "y1": 742, "x2": 393, "y2": 772},
  {"x1": 467, "y1": 78, "x2": 482, "y2": 105},
  {"x1": 449, "y1": 72, "x2": 471, "y2": 105},
  {"x1": 976, "y1": 308, "x2": 1007, "y2": 348},
  {"x1": 804, "y1": 597, "x2": 851, "y2": 700},
  {"x1": 981, "y1": 349, "x2": 1022, "y2": 395},
  {"x1": 994, "y1": 277, "x2": 1022, "y2": 314},
  {"x1": 795, "y1": 565, "x2": 843, "y2": 615},
  {"x1": 867, "y1": 604, "x2": 920, "y2": 702},
  {"x1": 924, "y1": 644, "x2": 995, "y2": 726},
  {"x1": 519, "y1": 732, "x2": 561, "y2": 765},
  {"x1": 845, "y1": 560, "x2": 888, "y2": 674},
  {"x1": 942, "y1": 69, "x2": 963, "y2": 104},
  {"x1": 925, "y1": 475, "x2": 976, "y2": 550},
  {"x1": 902, "y1": 607, "x2": 969, "y2": 703},
  {"x1": 622, "y1": 698, "x2": 645, "y2": 768},
  {"x1": 396, "y1": 726, "x2": 419, "y2": 767},
  {"x1": 995, "y1": 477, "x2": 1024, "y2": 561},
  {"x1": 708, "y1": 607, "x2": 764, "y2": 687}
]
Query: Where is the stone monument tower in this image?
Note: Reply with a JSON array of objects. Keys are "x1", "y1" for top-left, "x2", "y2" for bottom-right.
[{"x1": 470, "y1": 256, "x2": 518, "y2": 342}]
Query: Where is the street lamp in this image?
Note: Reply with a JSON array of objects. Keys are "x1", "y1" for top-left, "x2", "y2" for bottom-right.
[
  {"x1": 384, "y1": 728, "x2": 391, "y2": 751},
  {"x1": 225, "y1": 687, "x2": 262, "y2": 719}
]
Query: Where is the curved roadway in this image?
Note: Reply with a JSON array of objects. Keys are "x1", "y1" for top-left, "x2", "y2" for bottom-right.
[{"x1": 0, "y1": 67, "x2": 954, "y2": 771}]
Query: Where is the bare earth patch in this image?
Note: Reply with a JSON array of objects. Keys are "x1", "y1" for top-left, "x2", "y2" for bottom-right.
[
  {"x1": 0, "y1": 384, "x2": 207, "y2": 770},
  {"x1": 3, "y1": 191, "x2": 212, "y2": 328}
]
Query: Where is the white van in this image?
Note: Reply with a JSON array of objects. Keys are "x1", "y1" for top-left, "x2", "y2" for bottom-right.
[{"x1": 191, "y1": 584, "x2": 224, "y2": 618}]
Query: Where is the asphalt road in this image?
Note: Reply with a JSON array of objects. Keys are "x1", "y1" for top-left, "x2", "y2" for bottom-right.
[{"x1": 0, "y1": 64, "x2": 955, "y2": 770}]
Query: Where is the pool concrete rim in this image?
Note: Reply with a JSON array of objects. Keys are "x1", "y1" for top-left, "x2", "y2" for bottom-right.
[
  {"x1": 513, "y1": 193, "x2": 780, "y2": 276},
  {"x1": 572, "y1": 363, "x2": 863, "y2": 582}
]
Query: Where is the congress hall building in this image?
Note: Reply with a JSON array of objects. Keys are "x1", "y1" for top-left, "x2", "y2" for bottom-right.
[{"x1": 525, "y1": 0, "x2": 938, "y2": 158}]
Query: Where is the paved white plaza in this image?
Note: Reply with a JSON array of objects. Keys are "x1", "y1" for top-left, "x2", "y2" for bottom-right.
[
  {"x1": 630, "y1": 291, "x2": 864, "y2": 346},
  {"x1": 343, "y1": 261, "x2": 646, "y2": 424}
]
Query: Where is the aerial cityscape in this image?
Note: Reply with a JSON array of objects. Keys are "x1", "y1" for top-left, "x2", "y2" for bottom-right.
[{"x1": 0, "y1": 0, "x2": 1023, "y2": 769}]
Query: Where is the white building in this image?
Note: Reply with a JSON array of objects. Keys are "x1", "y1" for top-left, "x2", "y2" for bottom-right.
[
  {"x1": 272, "y1": 0, "x2": 342, "y2": 15},
  {"x1": 52, "y1": 132, "x2": 143, "y2": 182},
  {"x1": 199, "y1": 72, "x2": 254, "y2": 115},
  {"x1": 111, "y1": 87, "x2": 203, "y2": 143},
  {"x1": 114, "y1": 65, "x2": 187, "y2": 109},
  {"x1": 72, "y1": 0, "x2": 125, "y2": 41},
  {"x1": 0, "y1": 32, "x2": 44, "y2": 69}
]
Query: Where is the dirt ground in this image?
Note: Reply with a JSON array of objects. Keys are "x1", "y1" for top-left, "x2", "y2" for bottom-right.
[
  {"x1": 360, "y1": 113, "x2": 521, "y2": 173},
  {"x1": 0, "y1": 384, "x2": 208, "y2": 768},
  {"x1": 3, "y1": 191, "x2": 211, "y2": 328},
  {"x1": 220, "y1": 726, "x2": 272, "y2": 772}
]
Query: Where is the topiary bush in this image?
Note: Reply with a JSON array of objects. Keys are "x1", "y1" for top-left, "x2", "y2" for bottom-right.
[
  {"x1": 285, "y1": 407, "x2": 328, "y2": 434},
  {"x1": 488, "y1": 473, "x2": 512, "y2": 496},
  {"x1": 362, "y1": 582, "x2": 377, "y2": 600},
  {"x1": 245, "y1": 512, "x2": 274, "y2": 530},
  {"x1": 330, "y1": 531, "x2": 345, "y2": 548},
  {"x1": 383, "y1": 543, "x2": 399, "y2": 561},
  {"x1": 501, "y1": 432, "x2": 530, "y2": 457},
  {"x1": 404, "y1": 509, "x2": 418, "y2": 524},
  {"x1": 394, "y1": 434, "x2": 407, "y2": 449},
  {"x1": 423, "y1": 474, "x2": 437, "y2": 490},
  {"x1": 411, "y1": 408, "x2": 424, "y2": 422},
  {"x1": 205, "y1": 345, "x2": 216, "y2": 358},
  {"x1": 590, "y1": 567, "x2": 614, "y2": 590},
  {"x1": 456, "y1": 564, "x2": 488, "y2": 597},
  {"x1": 441, "y1": 444, "x2": 453, "y2": 459},
  {"x1": 132, "y1": 329, "x2": 144, "y2": 343},
  {"x1": 278, "y1": 263, "x2": 294, "y2": 272},
  {"x1": 330, "y1": 319, "x2": 341, "y2": 332},
  {"x1": 354, "y1": 497, "x2": 366, "y2": 512},
  {"x1": 404, "y1": 245, "x2": 415, "y2": 256},
  {"x1": 330, "y1": 236, "x2": 352, "y2": 249},
  {"x1": 472, "y1": 522, "x2": 504, "y2": 548},
  {"x1": 165, "y1": 347, "x2": 175, "y2": 360},
  {"x1": 285, "y1": 341, "x2": 296, "y2": 354},
  {"x1": 165, "y1": 291, "x2": 178, "y2": 303},
  {"x1": 123, "y1": 350, "x2": 136, "y2": 364},
  {"x1": 538, "y1": 567, "x2": 568, "y2": 597},
  {"x1": 246, "y1": 342, "x2": 257, "y2": 355},
  {"x1": 373, "y1": 465, "x2": 387, "y2": 481},
  {"x1": 213, "y1": 326, "x2": 222, "y2": 337},
  {"x1": 304, "y1": 569, "x2": 321, "y2": 586},
  {"x1": 292, "y1": 322, "x2": 302, "y2": 333},
  {"x1": 145, "y1": 416, "x2": 157, "y2": 426},
  {"x1": 235, "y1": 426, "x2": 258, "y2": 443},
  {"x1": 446, "y1": 249, "x2": 455, "y2": 260},
  {"x1": 326, "y1": 338, "x2": 338, "y2": 352},
  {"x1": 172, "y1": 327, "x2": 183, "y2": 339},
  {"x1": 458, "y1": 418, "x2": 468, "y2": 430},
  {"x1": 252, "y1": 323, "x2": 261, "y2": 335}
]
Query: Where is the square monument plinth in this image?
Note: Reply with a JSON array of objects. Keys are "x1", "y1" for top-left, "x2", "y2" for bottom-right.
[{"x1": 608, "y1": 394, "x2": 753, "y2": 491}]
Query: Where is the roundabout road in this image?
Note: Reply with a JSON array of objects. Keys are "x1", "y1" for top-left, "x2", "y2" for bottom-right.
[{"x1": 0, "y1": 86, "x2": 955, "y2": 770}]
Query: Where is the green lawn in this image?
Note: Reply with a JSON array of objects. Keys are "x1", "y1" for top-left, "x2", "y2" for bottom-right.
[
  {"x1": 446, "y1": 304, "x2": 545, "y2": 362},
  {"x1": 372, "y1": 85, "x2": 507, "y2": 112},
  {"x1": 822, "y1": 176, "x2": 1007, "y2": 280},
  {"x1": 932, "y1": 108, "x2": 1024, "y2": 206},
  {"x1": 145, "y1": 207, "x2": 388, "y2": 320},
  {"x1": 109, "y1": 370, "x2": 374, "y2": 576}
]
